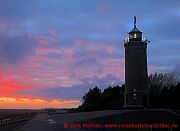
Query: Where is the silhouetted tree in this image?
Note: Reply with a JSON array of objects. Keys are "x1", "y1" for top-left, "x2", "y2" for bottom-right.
[
  {"x1": 81, "y1": 86, "x2": 102, "y2": 111},
  {"x1": 149, "y1": 72, "x2": 179, "y2": 89},
  {"x1": 78, "y1": 85, "x2": 125, "y2": 112},
  {"x1": 149, "y1": 72, "x2": 180, "y2": 108},
  {"x1": 100, "y1": 85, "x2": 124, "y2": 110},
  {"x1": 77, "y1": 72, "x2": 180, "y2": 112},
  {"x1": 167, "y1": 83, "x2": 180, "y2": 109}
]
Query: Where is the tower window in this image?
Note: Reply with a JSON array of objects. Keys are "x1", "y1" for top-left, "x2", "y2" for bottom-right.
[{"x1": 134, "y1": 33, "x2": 137, "y2": 38}]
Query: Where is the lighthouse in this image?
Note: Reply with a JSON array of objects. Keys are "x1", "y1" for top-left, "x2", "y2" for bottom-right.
[{"x1": 124, "y1": 16, "x2": 149, "y2": 108}]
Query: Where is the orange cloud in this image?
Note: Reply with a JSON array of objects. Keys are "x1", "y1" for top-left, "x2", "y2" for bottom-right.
[{"x1": 0, "y1": 97, "x2": 80, "y2": 109}]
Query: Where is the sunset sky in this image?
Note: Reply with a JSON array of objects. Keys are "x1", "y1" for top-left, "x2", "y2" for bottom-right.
[{"x1": 0, "y1": 0, "x2": 179, "y2": 109}]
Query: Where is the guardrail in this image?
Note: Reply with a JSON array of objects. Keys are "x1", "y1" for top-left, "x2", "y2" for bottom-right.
[{"x1": 0, "y1": 113, "x2": 29, "y2": 126}]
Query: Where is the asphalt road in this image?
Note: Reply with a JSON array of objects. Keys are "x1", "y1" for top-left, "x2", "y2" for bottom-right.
[
  {"x1": 18, "y1": 110, "x2": 126, "y2": 131},
  {"x1": 18, "y1": 109, "x2": 180, "y2": 131}
]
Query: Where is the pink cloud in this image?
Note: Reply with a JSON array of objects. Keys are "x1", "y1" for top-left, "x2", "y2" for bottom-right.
[
  {"x1": 100, "y1": 58, "x2": 125, "y2": 80},
  {"x1": 35, "y1": 46, "x2": 74, "y2": 59},
  {"x1": 148, "y1": 64, "x2": 157, "y2": 75},
  {"x1": 74, "y1": 39, "x2": 116, "y2": 53},
  {"x1": 33, "y1": 55, "x2": 58, "y2": 62},
  {"x1": 35, "y1": 47, "x2": 62, "y2": 55},
  {"x1": 33, "y1": 35, "x2": 57, "y2": 46},
  {"x1": 96, "y1": 0, "x2": 110, "y2": 13},
  {"x1": 64, "y1": 49, "x2": 74, "y2": 58}
]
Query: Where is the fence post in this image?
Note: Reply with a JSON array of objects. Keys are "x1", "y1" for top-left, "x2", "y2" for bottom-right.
[{"x1": 12, "y1": 116, "x2": 14, "y2": 123}]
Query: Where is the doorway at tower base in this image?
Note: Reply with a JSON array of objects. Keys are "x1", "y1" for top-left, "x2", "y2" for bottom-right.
[{"x1": 123, "y1": 93, "x2": 149, "y2": 109}]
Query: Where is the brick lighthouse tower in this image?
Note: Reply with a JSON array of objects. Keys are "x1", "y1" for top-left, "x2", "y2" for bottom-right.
[{"x1": 124, "y1": 16, "x2": 149, "y2": 108}]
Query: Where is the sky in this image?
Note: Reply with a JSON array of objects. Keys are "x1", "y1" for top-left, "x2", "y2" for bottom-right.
[{"x1": 0, "y1": 0, "x2": 179, "y2": 109}]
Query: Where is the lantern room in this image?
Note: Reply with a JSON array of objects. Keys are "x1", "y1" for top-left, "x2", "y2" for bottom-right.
[{"x1": 128, "y1": 16, "x2": 142, "y2": 41}]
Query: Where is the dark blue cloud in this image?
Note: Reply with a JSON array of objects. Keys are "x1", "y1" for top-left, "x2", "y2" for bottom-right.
[
  {"x1": 16, "y1": 74, "x2": 122, "y2": 100},
  {"x1": 0, "y1": 33, "x2": 37, "y2": 63},
  {"x1": 0, "y1": 0, "x2": 178, "y2": 73}
]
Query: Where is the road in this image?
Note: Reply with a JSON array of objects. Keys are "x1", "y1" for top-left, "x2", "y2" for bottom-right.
[
  {"x1": 18, "y1": 110, "x2": 126, "y2": 131},
  {"x1": 18, "y1": 109, "x2": 180, "y2": 131}
]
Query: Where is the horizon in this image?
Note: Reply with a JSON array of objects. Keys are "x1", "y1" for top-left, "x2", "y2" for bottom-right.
[{"x1": 0, "y1": 0, "x2": 180, "y2": 109}]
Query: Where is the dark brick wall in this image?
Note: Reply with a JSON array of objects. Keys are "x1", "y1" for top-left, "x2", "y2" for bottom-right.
[{"x1": 124, "y1": 41, "x2": 149, "y2": 107}]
